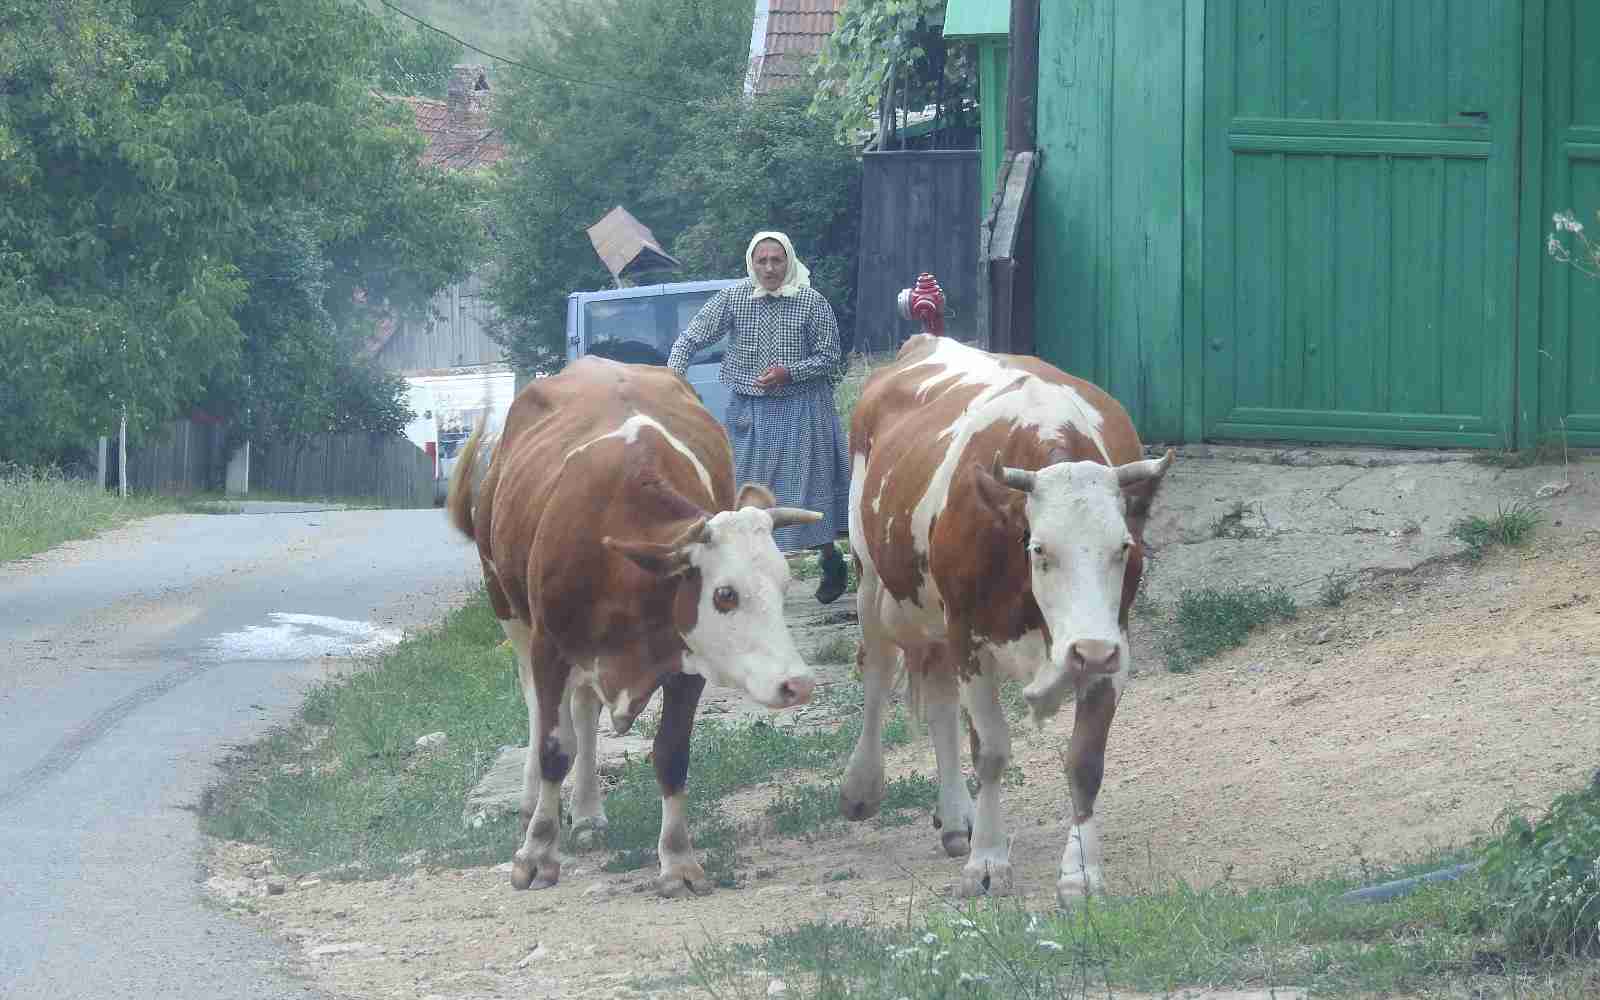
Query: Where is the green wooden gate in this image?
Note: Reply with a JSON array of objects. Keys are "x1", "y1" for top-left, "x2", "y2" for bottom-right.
[
  {"x1": 1202, "y1": 0, "x2": 1521, "y2": 447},
  {"x1": 1530, "y1": 0, "x2": 1600, "y2": 448}
]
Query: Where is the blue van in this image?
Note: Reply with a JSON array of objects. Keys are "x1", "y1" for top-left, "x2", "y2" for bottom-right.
[{"x1": 565, "y1": 278, "x2": 742, "y2": 430}]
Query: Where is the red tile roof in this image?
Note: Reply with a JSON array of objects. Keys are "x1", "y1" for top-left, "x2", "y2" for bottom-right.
[
  {"x1": 752, "y1": 0, "x2": 845, "y2": 94},
  {"x1": 387, "y1": 65, "x2": 506, "y2": 171}
]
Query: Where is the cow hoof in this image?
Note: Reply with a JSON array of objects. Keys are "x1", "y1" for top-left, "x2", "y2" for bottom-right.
[
  {"x1": 571, "y1": 816, "x2": 609, "y2": 849},
  {"x1": 940, "y1": 828, "x2": 972, "y2": 857},
  {"x1": 1056, "y1": 872, "x2": 1101, "y2": 907},
  {"x1": 655, "y1": 863, "x2": 713, "y2": 899},
  {"x1": 839, "y1": 788, "x2": 884, "y2": 822},
  {"x1": 958, "y1": 859, "x2": 1015, "y2": 898},
  {"x1": 511, "y1": 855, "x2": 560, "y2": 891}
]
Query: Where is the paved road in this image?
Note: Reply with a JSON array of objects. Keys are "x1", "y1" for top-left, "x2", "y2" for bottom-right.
[{"x1": 0, "y1": 505, "x2": 481, "y2": 999}]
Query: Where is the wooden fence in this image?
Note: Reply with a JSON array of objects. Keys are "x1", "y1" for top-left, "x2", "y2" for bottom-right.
[
  {"x1": 123, "y1": 418, "x2": 226, "y2": 495},
  {"x1": 252, "y1": 433, "x2": 435, "y2": 508},
  {"x1": 853, "y1": 149, "x2": 981, "y2": 354},
  {"x1": 119, "y1": 420, "x2": 434, "y2": 507}
]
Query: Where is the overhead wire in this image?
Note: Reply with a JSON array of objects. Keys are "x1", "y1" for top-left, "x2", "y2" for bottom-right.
[{"x1": 372, "y1": 0, "x2": 700, "y2": 107}]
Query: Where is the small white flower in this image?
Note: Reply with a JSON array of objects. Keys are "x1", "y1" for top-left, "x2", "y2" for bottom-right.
[
  {"x1": 1039, "y1": 940, "x2": 1063, "y2": 952},
  {"x1": 922, "y1": 932, "x2": 938, "y2": 946}
]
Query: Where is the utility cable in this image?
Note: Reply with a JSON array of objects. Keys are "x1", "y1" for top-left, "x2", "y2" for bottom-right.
[{"x1": 373, "y1": 0, "x2": 700, "y2": 107}]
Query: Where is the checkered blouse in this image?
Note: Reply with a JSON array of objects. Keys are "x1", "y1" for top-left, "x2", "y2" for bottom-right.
[{"x1": 667, "y1": 279, "x2": 842, "y2": 397}]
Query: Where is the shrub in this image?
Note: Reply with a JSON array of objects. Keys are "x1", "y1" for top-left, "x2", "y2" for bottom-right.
[{"x1": 1480, "y1": 775, "x2": 1600, "y2": 957}]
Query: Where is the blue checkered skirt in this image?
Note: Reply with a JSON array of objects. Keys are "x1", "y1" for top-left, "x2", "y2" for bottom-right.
[{"x1": 726, "y1": 382, "x2": 851, "y2": 553}]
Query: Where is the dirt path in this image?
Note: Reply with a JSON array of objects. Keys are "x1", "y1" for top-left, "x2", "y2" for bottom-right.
[{"x1": 205, "y1": 517, "x2": 1600, "y2": 1000}]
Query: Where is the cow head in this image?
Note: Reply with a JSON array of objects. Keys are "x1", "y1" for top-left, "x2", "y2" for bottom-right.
[
  {"x1": 975, "y1": 449, "x2": 1174, "y2": 721},
  {"x1": 603, "y1": 484, "x2": 820, "y2": 710}
]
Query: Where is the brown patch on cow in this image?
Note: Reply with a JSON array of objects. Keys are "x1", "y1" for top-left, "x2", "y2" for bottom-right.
[
  {"x1": 654, "y1": 673, "x2": 705, "y2": 797},
  {"x1": 1066, "y1": 679, "x2": 1118, "y2": 820}
]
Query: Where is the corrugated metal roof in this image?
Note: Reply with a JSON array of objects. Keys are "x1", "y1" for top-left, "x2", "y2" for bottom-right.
[
  {"x1": 751, "y1": 0, "x2": 845, "y2": 94},
  {"x1": 943, "y1": 0, "x2": 1010, "y2": 40}
]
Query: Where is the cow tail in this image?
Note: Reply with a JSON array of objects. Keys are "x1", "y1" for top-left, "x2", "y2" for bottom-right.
[
  {"x1": 445, "y1": 424, "x2": 485, "y2": 541},
  {"x1": 900, "y1": 649, "x2": 925, "y2": 724}
]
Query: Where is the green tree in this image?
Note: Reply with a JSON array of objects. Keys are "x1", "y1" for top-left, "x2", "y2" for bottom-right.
[
  {"x1": 662, "y1": 90, "x2": 862, "y2": 344},
  {"x1": 0, "y1": 0, "x2": 483, "y2": 466},
  {"x1": 811, "y1": 0, "x2": 976, "y2": 146},
  {"x1": 485, "y1": 0, "x2": 755, "y2": 371},
  {"x1": 373, "y1": 12, "x2": 463, "y2": 99}
]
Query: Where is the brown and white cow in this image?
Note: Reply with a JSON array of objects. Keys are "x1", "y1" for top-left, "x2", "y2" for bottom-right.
[
  {"x1": 447, "y1": 356, "x2": 821, "y2": 897},
  {"x1": 841, "y1": 334, "x2": 1172, "y2": 906}
]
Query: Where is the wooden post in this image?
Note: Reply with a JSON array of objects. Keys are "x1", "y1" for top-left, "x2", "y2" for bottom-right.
[
  {"x1": 1006, "y1": 0, "x2": 1040, "y2": 157},
  {"x1": 985, "y1": 0, "x2": 1040, "y2": 355},
  {"x1": 97, "y1": 437, "x2": 108, "y2": 491},
  {"x1": 118, "y1": 406, "x2": 127, "y2": 498}
]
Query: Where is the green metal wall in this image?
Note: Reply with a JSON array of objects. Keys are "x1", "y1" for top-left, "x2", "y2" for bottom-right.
[
  {"x1": 1032, "y1": 0, "x2": 1599, "y2": 449},
  {"x1": 1530, "y1": 0, "x2": 1600, "y2": 447},
  {"x1": 977, "y1": 41, "x2": 1008, "y2": 215},
  {"x1": 1033, "y1": 0, "x2": 1194, "y2": 441}
]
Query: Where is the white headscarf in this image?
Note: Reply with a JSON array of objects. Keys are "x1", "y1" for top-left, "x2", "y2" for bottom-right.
[{"x1": 745, "y1": 230, "x2": 811, "y2": 299}]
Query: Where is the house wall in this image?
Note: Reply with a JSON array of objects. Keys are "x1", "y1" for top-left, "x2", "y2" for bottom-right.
[{"x1": 375, "y1": 272, "x2": 504, "y2": 375}]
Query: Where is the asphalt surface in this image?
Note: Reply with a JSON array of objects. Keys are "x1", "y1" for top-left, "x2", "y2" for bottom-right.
[{"x1": 0, "y1": 504, "x2": 481, "y2": 1000}]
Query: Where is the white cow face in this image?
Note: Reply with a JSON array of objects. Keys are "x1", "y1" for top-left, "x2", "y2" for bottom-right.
[
  {"x1": 604, "y1": 488, "x2": 820, "y2": 710},
  {"x1": 985, "y1": 452, "x2": 1173, "y2": 720},
  {"x1": 679, "y1": 507, "x2": 817, "y2": 708}
]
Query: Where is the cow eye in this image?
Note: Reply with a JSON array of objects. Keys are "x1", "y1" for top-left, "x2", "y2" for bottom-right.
[
  {"x1": 1118, "y1": 540, "x2": 1135, "y2": 560},
  {"x1": 713, "y1": 585, "x2": 739, "y2": 613},
  {"x1": 1028, "y1": 540, "x2": 1045, "y2": 558}
]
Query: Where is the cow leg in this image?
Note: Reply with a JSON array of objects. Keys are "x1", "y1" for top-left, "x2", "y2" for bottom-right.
[
  {"x1": 839, "y1": 568, "x2": 893, "y2": 820},
  {"x1": 1057, "y1": 678, "x2": 1118, "y2": 906},
  {"x1": 501, "y1": 619, "x2": 541, "y2": 841},
  {"x1": 654, "y1": 671, "x2": 712, "y2": 898},
  {"x1": 956, "y1": 671, "x2": 1015, "y2": 896},
  {"x1": 922, "y1": 652, "x2": 975, "y2": 857},
  {"x1": 510, "y1": 626, "x2": 573, "y2": 891},
  {"x1": 568, "y1": 682, "x2": 608, "y2": 848}
]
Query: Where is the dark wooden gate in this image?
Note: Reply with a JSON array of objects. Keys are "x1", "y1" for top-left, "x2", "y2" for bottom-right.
[{"x1": 854, "y1": 150, "x2": 981, "y2": 353}]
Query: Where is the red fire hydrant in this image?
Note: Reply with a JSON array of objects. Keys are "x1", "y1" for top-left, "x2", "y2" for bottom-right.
[{"x1": 896, "y1": 272, "x2": 946, "y2": 336}]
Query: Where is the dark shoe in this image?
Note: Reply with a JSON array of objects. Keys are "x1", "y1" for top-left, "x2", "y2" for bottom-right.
[{"x1": 815, "y1": 543, "x2": 847, "y2": 605}]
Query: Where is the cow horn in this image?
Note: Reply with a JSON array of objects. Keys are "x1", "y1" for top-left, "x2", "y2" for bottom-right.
[
  {"x1": 987, "y1": 453, "x2": 1037, "y2": 493},
  {"x1": 769, "y1": 507, "x2": 824, "y2": 528},
  {"x1": 668, "y1": 515, "x2": 711, "y2": 549},
  {"x1": 1115, "y1": 448, "x2": 1175, "y2": 487}
]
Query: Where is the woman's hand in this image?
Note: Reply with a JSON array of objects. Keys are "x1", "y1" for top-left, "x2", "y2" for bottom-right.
[{"x1": 753, "y1": 364, "x2": 791, "y2": 390}]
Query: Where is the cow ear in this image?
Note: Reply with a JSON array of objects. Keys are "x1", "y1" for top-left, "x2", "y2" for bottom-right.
[
  {"x1": 737, "y1": 482, "x2": 776, "y2": 509},
  {"x1": 602, "y1": 537, "x2": 693, "y2": 577},
  {"x1": 973, "y1": 461, "x2": 1015, "y2": 517}
]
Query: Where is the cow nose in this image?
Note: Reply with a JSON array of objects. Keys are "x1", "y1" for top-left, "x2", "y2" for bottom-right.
[
  {"x1": 776, "y1": 676, "x2": 815, "y2": 707},
  {"x1": 1068, "y1": 639, "x2": 1119, "y2": 674}
]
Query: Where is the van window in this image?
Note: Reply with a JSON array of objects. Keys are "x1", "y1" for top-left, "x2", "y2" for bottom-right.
[{"x1": 584, "y1": 290, "x2": 725, "y2": 367}]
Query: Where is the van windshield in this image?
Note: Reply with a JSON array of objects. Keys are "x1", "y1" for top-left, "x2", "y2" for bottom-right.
[{"x1": 584, "y1": 290, "x2": 725, "y2": 367}]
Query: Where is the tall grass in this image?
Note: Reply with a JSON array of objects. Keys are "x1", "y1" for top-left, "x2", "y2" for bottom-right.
[{"x1": 0, "y1": 466, "x2": 184, "y2": 564}]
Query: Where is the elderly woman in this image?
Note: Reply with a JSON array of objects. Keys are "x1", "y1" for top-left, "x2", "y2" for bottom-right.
[{"x1": 667, "y1": 231, "x2": 850, "y2": 604}]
